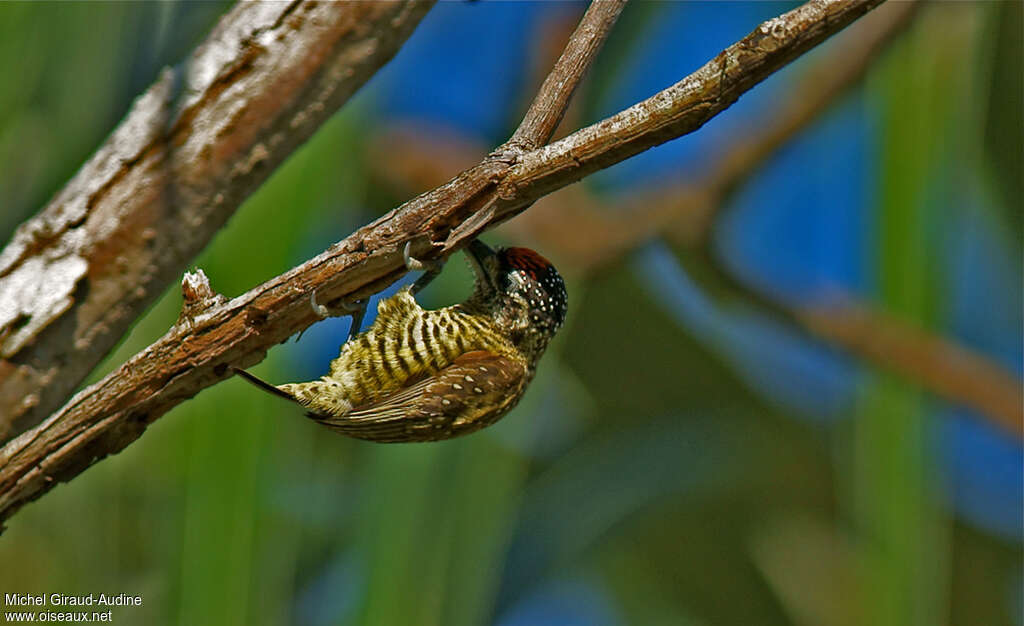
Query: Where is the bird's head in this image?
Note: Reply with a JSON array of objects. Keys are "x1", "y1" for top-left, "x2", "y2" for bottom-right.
[{"x1": 464, "y1": 240, "x2": 567, "y2": 356}]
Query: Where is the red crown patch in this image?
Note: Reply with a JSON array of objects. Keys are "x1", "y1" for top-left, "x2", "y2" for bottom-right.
[{"x1": 502, "y1": 247, "x2": 553, "y2": 280}]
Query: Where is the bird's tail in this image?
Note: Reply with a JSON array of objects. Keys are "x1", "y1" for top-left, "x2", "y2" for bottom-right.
[{"x1": 231, "y1": 367, "x2": 300, "y2": 403}]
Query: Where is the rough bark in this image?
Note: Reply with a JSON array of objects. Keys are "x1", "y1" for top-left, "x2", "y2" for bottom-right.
[
  {"x1": 0, "y1": 0, "x2": 435, "y2": 440},
  {"x1": 0, "y1": 0, "x2": 886, "y2": 528}
]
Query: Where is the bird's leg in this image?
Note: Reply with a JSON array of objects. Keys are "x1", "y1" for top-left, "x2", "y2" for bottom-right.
[
  {"x1": 342, "y1": 299, "x2": 368, "y2": 341},
  {"x1": 404, "y1": 241, "x2": 445, "y2": 295},
  {"x1": 300, "y1": 291, "x2": 368, "y2": 342}
]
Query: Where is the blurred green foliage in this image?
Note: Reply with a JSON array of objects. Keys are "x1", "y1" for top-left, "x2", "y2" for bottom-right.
[{"x1": 0, "y1": 3, "x2": 1020, "y2": 626}]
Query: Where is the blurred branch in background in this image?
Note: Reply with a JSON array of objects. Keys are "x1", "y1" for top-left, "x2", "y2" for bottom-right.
[
  {"x1": 796, "y1": 302, "x2": 1022, "y2": 436},
  {"x1": 0, "y1": 0, "x2": 890, "y2": 528},
  {"x1": 0, "y1": 1, "x2": 435, "y2": 441},
  {"x1": 369, "y1": 0, "x2": 1024, "y2": 438}
]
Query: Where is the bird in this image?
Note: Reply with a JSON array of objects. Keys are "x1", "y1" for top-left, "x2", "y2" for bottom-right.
[{"x1": 234, "y1": 239, "x2": 567, "y2": 442}]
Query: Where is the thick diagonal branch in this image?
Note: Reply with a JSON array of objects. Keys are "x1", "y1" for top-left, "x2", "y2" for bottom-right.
[
  {"x1": 0, "y1": 0, "x2": 435, "y2": 441},
  {"x1": 0, "y1": 0, "x2": 885, "y2": 528}
]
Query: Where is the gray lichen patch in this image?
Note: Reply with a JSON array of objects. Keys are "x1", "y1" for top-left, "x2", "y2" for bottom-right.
[{"x1": 0, "y1": 255, "x2": 88, "y2": 357}]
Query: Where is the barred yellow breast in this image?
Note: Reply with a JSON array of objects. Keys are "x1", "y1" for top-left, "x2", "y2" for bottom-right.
[{"x1": 280, "y1": 288, "x2": 514, "y2": 415}]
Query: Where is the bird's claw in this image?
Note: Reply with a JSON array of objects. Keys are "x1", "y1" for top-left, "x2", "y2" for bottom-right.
[
  {"x1": 403, "y1": 241, "x2": 442, "y2": 273},
  {"x1": 299, "y1": 292, "x2": 368, "y2": 342},
  {"x1": 310, "y1": 291, "x2": 366, "y2": 319},
  {"x1": 404, "y1": 242, "x2": 445, "y2": 295},
  {"x1": 310, "y1": 291, "x2": 330, "y2": 319}
]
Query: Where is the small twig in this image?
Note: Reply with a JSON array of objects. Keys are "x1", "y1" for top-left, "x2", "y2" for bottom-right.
[
  {"x1": 0, "y1": 0, "x2": 886, "y2": 528},
  {"x1": 502, "y1": 0, "x2": 627, "y2": 153}
]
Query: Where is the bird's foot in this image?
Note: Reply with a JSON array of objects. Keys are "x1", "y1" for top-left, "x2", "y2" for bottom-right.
[
  {"x1": 299, "y1": 292, "x2": 368, "y2": 341},
  {"x1": 404, "y1": 241, "x2": 444, "y2": 295}
]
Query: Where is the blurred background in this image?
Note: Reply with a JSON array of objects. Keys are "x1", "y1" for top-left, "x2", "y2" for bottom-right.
[{"x1": 0, "y1": 2, "x2": 1020, "y2": 625}]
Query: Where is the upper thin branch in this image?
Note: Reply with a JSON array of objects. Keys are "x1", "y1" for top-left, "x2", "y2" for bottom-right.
[
  {"x1": 505, "y1": 0, "x2": 922, "y2": 266},
  {"x1": 0, "y1": 0, "x2": 435, "y2": 441},
  {"x1": 502, "y1": 0, "x2": 627, "y2": 152},
  {"x1": 490, "y1": 0, "x2": 886, "y2": 219},
  {"x1": 0, "y1": 0, "x2": 886, "y2": 528}
]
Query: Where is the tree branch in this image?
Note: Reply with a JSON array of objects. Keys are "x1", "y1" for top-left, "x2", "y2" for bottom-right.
[
  {"x1": 502, "y1": 0, "x2": 626, "y2": 152},
  {"x1": 797, "y1": 302, "x2": 1024, "y2": 436},
  {"x1": 365, "y1": 1, "x2": 1024, "y2": 437},
  {"x1": 0, "y1": 0, "x2": 885, "y2": 528},
  {"x1": 371, "y1": 1, "x2": 922, "y2": 269},
  {"x1": 0, "y1": 0, "x2": 435, "y2": 441},
  {"x1": 506, "y1": 1, "x2": 1024, "y2": 437}
]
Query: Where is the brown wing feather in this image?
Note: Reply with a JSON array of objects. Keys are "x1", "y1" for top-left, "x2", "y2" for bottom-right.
[{"x1": 317, "y1": 350, "x2": 527, "y2": 443}]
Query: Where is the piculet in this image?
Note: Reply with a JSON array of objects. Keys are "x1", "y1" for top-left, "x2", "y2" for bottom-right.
[{"x1": 235, "y1": 239, "x2": 567, "y2": 443}]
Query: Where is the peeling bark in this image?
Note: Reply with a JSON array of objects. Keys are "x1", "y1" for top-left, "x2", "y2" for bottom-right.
[
  {"x1": 0, "y1": 0, "x2": 887, "y2": 528},
  {"x1": 0, "y1": 0, "x2": 435, "y2": 440}
]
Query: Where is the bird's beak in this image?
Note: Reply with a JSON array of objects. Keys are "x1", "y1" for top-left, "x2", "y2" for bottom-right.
[{"x1": 465, "y1": 239, "x2": 497, "y2": 292}]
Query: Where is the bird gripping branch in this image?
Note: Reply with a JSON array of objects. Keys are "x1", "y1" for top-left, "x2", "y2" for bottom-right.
[{"x1": 235, "y1": 240, "x2": 567, "y2": 442}]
